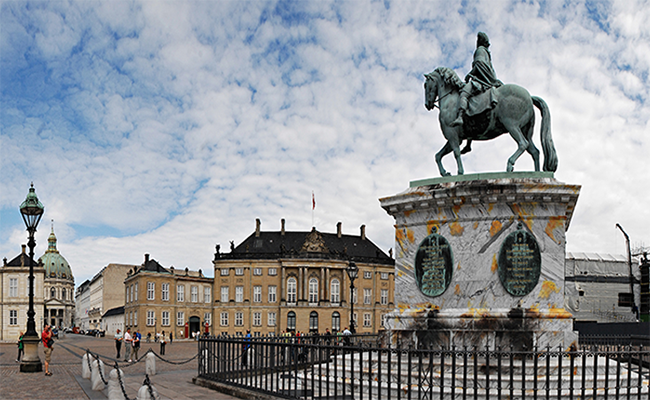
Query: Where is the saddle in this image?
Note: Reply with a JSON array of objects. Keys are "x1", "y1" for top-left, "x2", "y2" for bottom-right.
[{"x1": 466, "y1": 86, "x2": 499, "y2": 117}]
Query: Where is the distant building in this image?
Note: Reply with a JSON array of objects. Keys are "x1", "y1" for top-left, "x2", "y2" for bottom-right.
[
  {"x1": 0, "y1": 245, "x2": 46, "y2": 342},
  {"x1": 102, "y1": 306, "x2": 125, "y2": 336},
  {"x1": 74, "y1": 264, "x2": 132, "y2": 331},
  {"x1": 123, "y1": 254, "x2": 213, "y2": 339},
  {"x1": 213, "y1": 219, "x2": 395, "y2": 336},
  {"x1": 565, "y1": 252, "x2": 642, "y2": 323},
  {"x1": 40, "y1": 225, "x2": 75, "y2": 328}
]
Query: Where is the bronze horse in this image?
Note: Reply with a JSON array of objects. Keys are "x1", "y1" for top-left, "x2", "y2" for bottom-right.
[{"x1": 424, "y1": 67, "x2": 557, "y2": 176}]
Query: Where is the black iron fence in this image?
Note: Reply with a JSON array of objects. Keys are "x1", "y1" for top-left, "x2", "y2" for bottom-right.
[{"x1": 197, "y1": 335, "x2": 650, "y2": 399}]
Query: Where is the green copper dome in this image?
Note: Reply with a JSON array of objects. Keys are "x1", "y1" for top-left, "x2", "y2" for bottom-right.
[{"x1": 39, "y1": 225, "x2": 74, "y2": 281}]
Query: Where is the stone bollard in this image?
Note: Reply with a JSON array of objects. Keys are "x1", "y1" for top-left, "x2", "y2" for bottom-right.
[
  {"x1": 82, "y1": 353, "x2": 91, "y2": 379},
  {"x1": 145, "y1": 352, "x2": 156, "y2": 376},
  {"x1": 136, "y1": 383, "x2": 159, "y2": 400},
  {"x1": 91, "y1": 359, "x2": 106, "y2": 391},
  {"x1": 107, "y1": 368, "x2": 126, "y2": 400}
]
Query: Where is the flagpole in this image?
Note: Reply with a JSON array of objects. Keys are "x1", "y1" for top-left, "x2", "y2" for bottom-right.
[{"x1": 312, "y1": 191, "x2": 315, "y2": 228}]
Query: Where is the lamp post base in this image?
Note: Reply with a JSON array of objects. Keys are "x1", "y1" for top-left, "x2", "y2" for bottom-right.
[{"x1": 19, "y1": 335, "x2": 42, "y2": 373}]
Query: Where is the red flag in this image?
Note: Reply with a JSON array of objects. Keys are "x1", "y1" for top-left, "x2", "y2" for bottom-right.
[{"x1": 312, "y1": 191, "x2": 316, "y2": 210}]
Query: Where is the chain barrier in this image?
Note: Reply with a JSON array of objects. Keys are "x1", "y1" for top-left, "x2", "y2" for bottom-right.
[
  {"x1": 150, "y1": 350, "x2": 198, "y2": 365},
  {"x1": 143, "y1": 374, "x2": 158, "y2": 400},
  {"x1": 91, "y1": 351, "x2": 109, "y2": 385},
  {"x1": 114, "y1": 360, "x2": 135, "y2": 400}
]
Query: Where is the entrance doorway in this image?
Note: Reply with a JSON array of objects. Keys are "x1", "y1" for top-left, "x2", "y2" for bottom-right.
[{"x1": 189, "y1": 316, "x2": 200, "y2": 336}]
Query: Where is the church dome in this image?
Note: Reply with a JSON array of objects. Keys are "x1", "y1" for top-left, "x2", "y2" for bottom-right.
[{"x1": 39, "y1": 225, "x2": 74, "y2": 281}]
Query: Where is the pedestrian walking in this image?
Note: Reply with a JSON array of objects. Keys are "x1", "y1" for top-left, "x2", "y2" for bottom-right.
[
  {"x1": 16, "y1": 332, "x2": 24, "y2": 362},
  {"x1": 123, "y1": 328, "x2": 132, "y2": 362},
  {"x1": 132, "y1": 330, "x2": 141, "y2": 360},
  {"x1": 169, "y1": 332, "x2": 173, "y2": 344},
  {"x1": 42, "y1": 324, "x2": 54, "y2": 376},
  {"x1": 114, "y1": 329, "x2": 123, "y2": 359},
  {"x1": 160, "y1": 331, "x2": 167, "y2": 355}
]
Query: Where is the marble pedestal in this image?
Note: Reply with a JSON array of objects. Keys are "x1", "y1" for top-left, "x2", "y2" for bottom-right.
[
  {"x1": 19, "y1": 335, "x2": 43, "y2": 372},
  {"x1": 379, "y1": 172, "x2": 580, "y2": 350}
]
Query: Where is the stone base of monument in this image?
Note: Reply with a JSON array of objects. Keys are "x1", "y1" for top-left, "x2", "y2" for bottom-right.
[{"x1": 379, "y1": 172, "x2": 581, "y2": 350}]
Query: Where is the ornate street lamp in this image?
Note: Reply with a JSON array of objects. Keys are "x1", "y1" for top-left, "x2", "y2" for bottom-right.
[
  {"x1": 19, "y1": 183, "x2": 44, "y2": 373},
  {"x1": 346, "y1": 261, "x2": 359, "y2": 334}
]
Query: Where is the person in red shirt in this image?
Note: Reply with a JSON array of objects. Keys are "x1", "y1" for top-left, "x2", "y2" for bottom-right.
[{"x1": 42, "y1": 324, "x2": 53, "y2": 376}]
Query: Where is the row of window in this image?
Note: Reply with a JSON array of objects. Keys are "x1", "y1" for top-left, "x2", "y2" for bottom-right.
[
  {"x1": 219, "y1": 268, "x2": 390, "y2": 281},
  {"x1": 126, "y1": 282, "x2": 211, "y2": 303},
  {"x1": 219, "y1": 282, "x2": 388, "y2": 305},
  {"x1": 124, "y1": 310, "x2": 212, "y2": 327},
  {"x1": 217, "y1": 310, "x2": 384, "y2": 330},
  {"x1": 7, "y1": 278, "x2": 69, "y2": 301}
]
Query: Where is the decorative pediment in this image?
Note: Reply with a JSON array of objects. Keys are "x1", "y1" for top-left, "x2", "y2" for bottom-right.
[{"x1": 301, "y1": 229, "x2": 329, "y2": 253}]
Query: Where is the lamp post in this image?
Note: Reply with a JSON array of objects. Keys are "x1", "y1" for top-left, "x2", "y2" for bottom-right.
[
  {"x1": 19, "y1": 183, "x2": 44, "y2": 373},
  {"x1": 346, "y1": 261, "x2": 359, "y2": 334}
]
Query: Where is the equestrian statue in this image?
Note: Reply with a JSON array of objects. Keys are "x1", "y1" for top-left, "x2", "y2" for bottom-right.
[{"x1": 424, "y1": 32, "x2": 558, "y2": 176}]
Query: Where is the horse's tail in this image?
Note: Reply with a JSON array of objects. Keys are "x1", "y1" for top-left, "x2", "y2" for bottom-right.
[{"x1": 532, "y1": 96, "x2": 558, "y2": 172}]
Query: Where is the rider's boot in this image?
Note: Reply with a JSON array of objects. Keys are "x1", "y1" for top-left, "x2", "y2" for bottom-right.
[{"x1": 451, "y1": 86, "x2": 470, "y2": 127}]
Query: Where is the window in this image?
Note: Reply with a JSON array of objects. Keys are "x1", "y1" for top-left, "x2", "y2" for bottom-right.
[
  {"x1": 330, "y1": 279, "x2": 340, "y2": 304},
  {"x1": 147, "y1": 311, "x2": 155, "y2": 326},
  {"x1": 235, "y1": 267, "x2": 244, "y2": 276},
  {"x1": 235, "y1": 286, "x2": 244, "y2": 302},
  {"x1": 9, "y1": 278, "x2": 18, "y2": 297},
  {"x1": 287, "y1": 277, "x2": 297, "y2": 303},
  {"x1": 353, "y1": 313, "x2": 357, "y2": 326},
  {"x1": 204, "y1": 286, "x2": 211, "y2": 303},
  {"x1": 253, "y1": 312, "x2": 261, "y2": 326},
  {"x1": 363, "y1": 313, "x2": 371, "y2": 327},
  {"x1": 134, "y1": 282, "x2": 138, "y2": 301},
  {"x1": 381, "y1": 289, "x2": 388, "y2": 305},
  {"x1": 381, "y1": 314, "x2": 386, "y2": 327},
  {"x1": 62, "y1": 288, "x2": 66, "y2": 301},
  {"x1": 191, "y1": 286, "x2": 198, "y2": 302},
  {"x1": 162, "y1": 311, "x2": 170, "y2": 326},
  {"x1": 235, "y1": 312, "x2": 243, "y2": 326},
  {"x1": 162, "y1": 283, "x2": 170, "y2": 301},
  {"x1": 126, "y1": 286, "x2": 130, "y2": 303},
  {"x1": 177, "y1": 311, "x2": 185, "y2": 326},
  {"x1": 177, "y1": 285, "x2": 185, "y2": 302},
  {"x1": 130, "y1": 311, "x2": 133, "y2": 326},
  {"x1": 147, "y1": 282, "x2": 155, "y2": 300},
  {"x1": 134, "y1": 311, "x2": 138, "y2": 326},
  {"x1": 129, "y1": 285, "x2": 133, "y2": 302},
  {"x1": 9, "y1": 310, "x2": 18, "y2": 325},
  {"x1": 253, "y1": 268, "x2": 262, "y2": 276},
  {"x1": 51, "y1": 287, "x2": 56, "y2": 299},
  {"x1": 253, "y1": 286, "x2": 262, "y2": 303},
  {"x1": 268, "y1": 268, "x2": 277, "y2": 276},
  {"x1": 268, "y1": 286, "x2": 277, "y2": 303},
  {"x1": 364, "y1": 271, "x2": 372, "y2": 279},
  {"x1": 364, "y1": 288, "x2": 372, "y2": 305},
  {"x1": 220, "y1": 268, "x2": 229, "y2": 276},
  {"x1": 221, "y1": 286, "x2": 229, "y2": 303},
  {"x1": 332, "y1": 312, "x2": 340, "y2": 331},
  {"x1": 220, "y1": 312, "x2": 229, "y2": 326},
  {"x1": 201, "y1": 312, "x2": 210, "y2": 327},
  {"x1": 268, "y1": 312, "x2": 276, "y2": 327},
  {"x1": 352, "y1": 288, "x2": 357, "y2": 304},
  {"x1": 381, "y1": 272, "x2": 389, "y2": 280},
  {"x1": 309, "y1": 311, "x2": 318, "y2": 331},
  {"x1": 309, "y1": 278, "x2": 319, "y2": 304},
  {"x1": 287, "y1": 311, "x2": 296, "y2": 331}
]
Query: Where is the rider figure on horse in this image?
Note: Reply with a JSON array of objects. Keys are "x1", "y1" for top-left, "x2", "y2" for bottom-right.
[{"x1": 451, "y1": 32, "x2": 502, "y2": 127}]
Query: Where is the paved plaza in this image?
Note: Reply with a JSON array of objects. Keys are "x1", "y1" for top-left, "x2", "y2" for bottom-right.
[{"x1": 0, "y1": 333, "x2": 239, "y2": 400}]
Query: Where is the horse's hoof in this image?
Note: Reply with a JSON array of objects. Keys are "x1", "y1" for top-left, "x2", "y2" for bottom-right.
[{"x1": 442, "y1": 172, "x2": 451, "y2": 177}]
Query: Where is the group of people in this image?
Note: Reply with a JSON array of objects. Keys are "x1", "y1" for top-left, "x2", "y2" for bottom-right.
[{"x1": 115, "y1": 328, "x2": 169, "y2": 359}]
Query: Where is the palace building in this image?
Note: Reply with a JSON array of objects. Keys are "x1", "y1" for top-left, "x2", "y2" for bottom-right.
[
  {"x1": 0, "y1": 245, "x2": 46, "y2": 342},
  {"x1": 212, "y1": 219, "x2": 395, "y2": 336},
  {"x1": 123, "y1": 254, "x2": 213, "y2": 339}
]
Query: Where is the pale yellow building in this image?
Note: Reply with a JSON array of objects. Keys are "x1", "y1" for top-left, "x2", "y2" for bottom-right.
[
  {"x1": 123, "y1": 254, "x2": 213, "y2": 339},
  {"x1": 0, "y1": 245, "x2": 46, "y2": 342},
  {"x1": 213, "y1": 219, "x2": 395, "y2": 336}
]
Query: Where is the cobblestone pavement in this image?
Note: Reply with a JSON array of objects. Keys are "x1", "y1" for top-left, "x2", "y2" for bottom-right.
[{"x1": 0, "y1": 334, "x2": 239, "y2": 399}]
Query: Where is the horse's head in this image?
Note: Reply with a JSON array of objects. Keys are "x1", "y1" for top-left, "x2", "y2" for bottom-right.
[{"x1": 424, "y1": 72, "x2": 439, "y2": 111}]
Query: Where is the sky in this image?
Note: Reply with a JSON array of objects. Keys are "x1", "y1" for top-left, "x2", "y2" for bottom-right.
[{"x1": 1, "y1": 0, "x2": 648, "y2": 287}]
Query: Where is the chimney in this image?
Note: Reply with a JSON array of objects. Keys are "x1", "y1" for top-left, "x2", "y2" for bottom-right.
[
  {"x1": 337, "y1": 222, "x2": 342, "y2": 238},
  {"x1": 145, "y1": 253, "x2": 150, "y2": 264},
  {"x1": 281, "y1": 219, "x2": 285, "y2": 235},
  {"x1": 360, "y1": 224, "x2": 366, "y2": 240},
  {"x1": 21, "y1": 244, "x2": 26, "y2": 254},
  {"x1": 255, "y1": 218, "x2": 261, "y2": 237}
]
